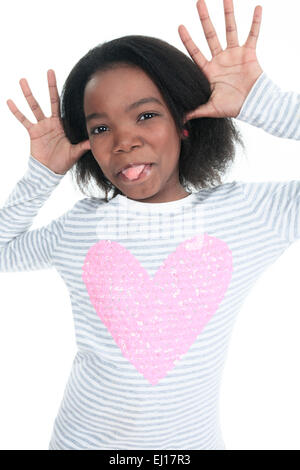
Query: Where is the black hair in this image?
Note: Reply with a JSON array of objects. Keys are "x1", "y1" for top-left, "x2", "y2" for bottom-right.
[{"x1": 60, "y1": 34, "x2": 244, "y2": 202}]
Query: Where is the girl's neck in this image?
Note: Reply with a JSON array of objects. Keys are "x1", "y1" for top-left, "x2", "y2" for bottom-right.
[{"x1": 123, "y1": 187, "x2": 191, "y2": 204}]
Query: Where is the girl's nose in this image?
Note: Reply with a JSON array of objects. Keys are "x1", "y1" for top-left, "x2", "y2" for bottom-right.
[{"x1": 113, "y1": 129, "x2": 142, "y2": 153}]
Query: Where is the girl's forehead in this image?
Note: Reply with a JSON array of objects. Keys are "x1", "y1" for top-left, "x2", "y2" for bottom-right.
[
  {"x1": 84, "y1": 66, "x2": 165, "y2": 107},
  {"x1": 86, "y1": 66, "x2": 159, "y2": 94}
]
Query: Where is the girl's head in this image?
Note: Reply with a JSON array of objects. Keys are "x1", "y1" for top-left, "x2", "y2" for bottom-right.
[
  {"x1": 83, "y1": 64, "x2": 189, "y2": 203},
  {"x1": 61, "y1": 35, "x2": 243, "y2": 202}
]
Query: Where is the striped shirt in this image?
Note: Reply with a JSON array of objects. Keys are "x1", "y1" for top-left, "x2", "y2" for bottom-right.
[{"x1": 0, "y1": 72, "x2": 299, "y2": 450}]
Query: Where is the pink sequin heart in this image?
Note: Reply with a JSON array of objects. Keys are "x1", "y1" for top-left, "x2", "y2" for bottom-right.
[{"x1": 82, "y1": 234, "x2": 233, "y2": 385}]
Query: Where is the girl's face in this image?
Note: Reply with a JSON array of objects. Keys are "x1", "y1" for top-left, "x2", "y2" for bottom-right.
[{"x1": 83, "y1": 65, "x2": 190, "y2": 203}]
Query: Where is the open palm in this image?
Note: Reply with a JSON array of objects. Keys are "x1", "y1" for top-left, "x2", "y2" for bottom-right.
[
  {"x1": 7, "y1": 70, "x2": 91, "y2": 175},
  {"x1": 178, "y1": 0, "x2": 263, "y2": 120}
]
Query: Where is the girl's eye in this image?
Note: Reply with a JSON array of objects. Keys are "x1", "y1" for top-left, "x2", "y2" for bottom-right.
[
  {"x1": 91, "y1": 125, "x2": 107, "y2": 135},
  {"x1": 139, "y1": 112, "x2": 158, "y2": 121},
  {"x1": 90, "y1": 112, "x2": 158, "y2": 135}
]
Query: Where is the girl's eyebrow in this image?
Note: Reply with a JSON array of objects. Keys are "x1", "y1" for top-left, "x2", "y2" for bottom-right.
[{"x1": 85, "y1": 96, "x2": 164, "y2": 122}]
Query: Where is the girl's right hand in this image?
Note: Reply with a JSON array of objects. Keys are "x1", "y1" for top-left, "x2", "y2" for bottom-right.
[{"x1": 6, "y1": 69, "x2": 91, "y2": 175}]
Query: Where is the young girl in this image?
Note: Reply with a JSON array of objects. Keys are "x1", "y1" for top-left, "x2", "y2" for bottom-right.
[{"x1": 1, "y1": 0, "x2": 299, "y2": 450}]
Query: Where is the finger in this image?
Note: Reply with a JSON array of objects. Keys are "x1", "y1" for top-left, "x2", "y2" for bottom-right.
[
  {"x1": 19, "y1": 78, "x2": 46, "y2": 122},
  {"x1": 178, "y1": 24, "x2": 209, "y2": 71},
  {"x1": 244, "y1": 5, "x2": 263, "y2": 49},
  {"x1": 6, "y1": 99, "x2": 34, "y2": 131},
  {"x1": 223, "y1": 0, "x2": 239, "y2": 48},
  {"x1": 47, "y1": 69, "x2": 61, "y2": 118},
  {"x1": 196, "y1": 0, "x2": 223, "y2": 57}
]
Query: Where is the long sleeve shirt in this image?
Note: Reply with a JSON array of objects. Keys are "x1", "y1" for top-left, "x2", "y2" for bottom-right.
[{"x1": 0, "y1": 72, "x2": 299, "y2": 450}]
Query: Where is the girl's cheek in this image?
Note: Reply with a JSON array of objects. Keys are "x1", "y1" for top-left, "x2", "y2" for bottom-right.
[{"x1": 89, "y1": 139, "x2": 101, "y2": 155}]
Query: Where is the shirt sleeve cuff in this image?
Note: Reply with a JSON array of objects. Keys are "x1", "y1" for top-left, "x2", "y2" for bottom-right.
[
  {"x1": 25, "y1": 154, "x2": 66, "y2": 187},
  {"x1": 236, "y1": 71, "x2": 281, "y2": 125}
]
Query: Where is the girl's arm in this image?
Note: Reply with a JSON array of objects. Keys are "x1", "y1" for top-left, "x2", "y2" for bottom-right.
[
  {"x1": 236, "y1": 72, "x2": 300, "y2": 140},
  {"x1": 0, "y1": 69, "x2": 90, "y2": 272},
  {"x1": 0, "y1": 155, "x2": 66, "y2": 271}
]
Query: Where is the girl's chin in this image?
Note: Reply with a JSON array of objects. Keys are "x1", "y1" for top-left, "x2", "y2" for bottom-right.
[{"x1": 117, "y1": 185, "x2": 160, "y2": 201}]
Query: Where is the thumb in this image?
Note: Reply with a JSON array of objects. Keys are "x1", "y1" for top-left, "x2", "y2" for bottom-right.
[
  {"x1": 184, "y1": 101, "x2": 219, "y2": 122},
  {"x1": 72, "y1": 139, "x2": 91, "y2": 159}
]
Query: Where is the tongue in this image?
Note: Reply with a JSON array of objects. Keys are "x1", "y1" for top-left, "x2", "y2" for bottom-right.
[{"x1": 121, "y1": 164, "x2": 146, "y2": 180}]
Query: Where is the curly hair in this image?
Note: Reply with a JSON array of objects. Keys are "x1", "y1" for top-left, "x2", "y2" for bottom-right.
[{"x1": 60, "y1": 34, "x2": 244, "y2": 202}]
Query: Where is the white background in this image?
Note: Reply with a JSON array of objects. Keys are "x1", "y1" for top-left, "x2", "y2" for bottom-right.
[{"x1": 0, "y1": 0, "x2": 299, "y2": 450}]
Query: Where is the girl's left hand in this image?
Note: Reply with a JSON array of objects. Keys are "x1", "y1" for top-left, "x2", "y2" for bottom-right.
[{"x1": 178, "y1": 0, "x2": 264, "y2": 121}]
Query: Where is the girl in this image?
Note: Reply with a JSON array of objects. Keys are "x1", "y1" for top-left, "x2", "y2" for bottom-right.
[{"x1": 1, "y1": 0, "x2": 299, "y2": 450}]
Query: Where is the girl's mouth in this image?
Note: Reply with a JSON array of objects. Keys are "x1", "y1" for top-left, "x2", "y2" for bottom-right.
[{"x1": 117, "y1": 163, "x2": 153, "y2": 183}]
